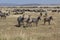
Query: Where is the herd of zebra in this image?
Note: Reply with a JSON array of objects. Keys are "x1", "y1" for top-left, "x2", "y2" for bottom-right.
[
  {"x1": 0, "y1": 11, "x2": 9, "y2": 19},
  {"x1": 17, "y1": 12, "x2": 53, "y2": 27},
  {"x1": 0, "y1": 9, "x2": 53, "y2": 27}
]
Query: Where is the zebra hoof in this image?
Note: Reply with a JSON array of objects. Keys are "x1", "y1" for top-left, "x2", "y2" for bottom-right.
[{"x1": 15, "y1": 24, "x2": 21, "y2": 27}]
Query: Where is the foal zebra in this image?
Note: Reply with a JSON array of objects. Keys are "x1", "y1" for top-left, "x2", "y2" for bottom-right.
[{"x1": 44, "y1": 16, "x2": 53, "y2": 25}]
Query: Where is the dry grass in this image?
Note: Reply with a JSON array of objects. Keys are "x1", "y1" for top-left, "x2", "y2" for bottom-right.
[{"x1": 0, "y1": 8, "x2": 60, "y2": 40}]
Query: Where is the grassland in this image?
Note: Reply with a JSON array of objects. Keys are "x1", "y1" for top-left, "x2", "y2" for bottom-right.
[{"x1": 0, "y1": 8, "x2": 60, "y2": 40}]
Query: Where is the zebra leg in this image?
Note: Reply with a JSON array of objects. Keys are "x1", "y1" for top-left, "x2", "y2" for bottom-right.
[
  {"x1": 28, "y1": 22, "x2": 31, "y2": 27},
  {"x1": 26, "y1": 22, "x2": 29, "y2": 27},
  {"x1": 44, "y1": 21, "x2": 46, "y2": 25},
  {"x1": 22, "y1": 21, "x2": 24, "y2": 27},
  {"x1": 36, "y1": 22, "x2": 38, "y2": 26},
  {"x1": 26, "y1": 22, "x2": 28, "y2": 27},
  {"x1": 48, "y1": 21, "x2": 50, "y2": 25},
  {"x1": 26, "y1": 21, "x2": 29, "y2": 27},
  {"x1": 29, "y1": 22, "x2": 32, "y2": 27},
  {"x1": 4, "y1": 16, "x2": 6, "y2": 19},
  {"x1": 18, "y1": 21, "x2": 21, "y2": 27}
]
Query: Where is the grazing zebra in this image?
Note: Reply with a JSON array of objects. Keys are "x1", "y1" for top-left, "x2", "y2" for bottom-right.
[
  {"x1": 44, "y1": 16, "x2": 53, "y2": 25},
  {"x1": 17, "y1": 14, "x2": 25, "y2": 27},
  {"x1": 0, "y1": 13, "x2": 6, "y2": 19},
  {"x1": 30, "y1": 15, "x2": 41, "y2": 26},
  {"x1": 24, "y1": 15, "x2": 31, "y2": 26}
]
